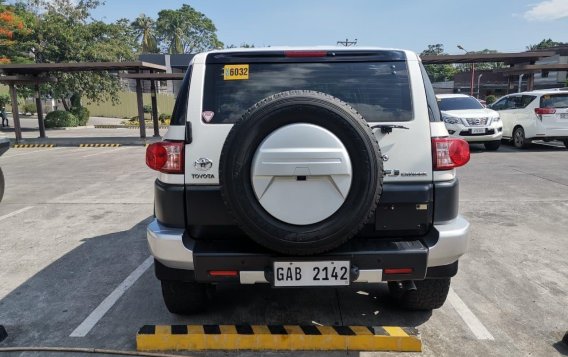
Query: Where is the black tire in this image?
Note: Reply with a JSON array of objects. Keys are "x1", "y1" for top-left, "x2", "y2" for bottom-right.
[
  {"x1": 219, "y1": 90, "x2": 383, "y2": 255},
  {"x1": 0, "y1": 167, "x2": 4, "y2": 203},
  {"x1": 388, "y1": 279, "x2": 451, "y2": 310},
  {"x1": 562, "y1": 139, "x2": 568, "y2": 149},
  {"x1": 484, "y1": 141, "x2": 501, "y2": 151},
  {"x1": 160, "y1": 280, "x2": 210, "y2": 315},
  {"x1": 513, "y1": 126, "x2": 530, "y2": 149}
]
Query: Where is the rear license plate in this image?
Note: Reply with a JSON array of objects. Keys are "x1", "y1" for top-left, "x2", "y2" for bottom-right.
[
  {"x1": 273, "y1": 261, "x2": 350, "y2": 287},
  {"x1": 560, "y1": 113, "x2": 568, "y2": 119},
  {"x1": 471, "y1": 128, "x2": 486, "y2": 134}
]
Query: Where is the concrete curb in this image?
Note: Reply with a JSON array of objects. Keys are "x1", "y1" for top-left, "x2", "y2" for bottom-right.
[
  {"x1": 95, "y1": 125, "x2": 168, "y2": 129},
  {"x1": 136, "y1": 325, "x2": 421, "y2": 352},
  {"x1": 12, "y1": 144, "x2": 55, "y2": 148},
  {"x1": 79, "y1": 144, "x2": 121, "y2": 147}
]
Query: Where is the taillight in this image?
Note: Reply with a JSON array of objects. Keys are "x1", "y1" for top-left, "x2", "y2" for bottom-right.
[
  {"x1": 535, "y1": 107, "x2": 556, "y2": 115},
  {"x1": 535, "y1": 107, "x2": 556, "y2": 121},
  {"x1": 285, "y1": 50, "x2": 327, "y2": 58},
  {"x1": 146, "y1": 141, "x2": 184, "y2": 173},
  {"x1": 432, "y1": 138, "x2": 470, "y2": 170}
]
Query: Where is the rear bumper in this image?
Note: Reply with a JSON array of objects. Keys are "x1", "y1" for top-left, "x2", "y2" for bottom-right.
[{"x1": 147, "y1": 215, "x2": 469, "y2": 283}]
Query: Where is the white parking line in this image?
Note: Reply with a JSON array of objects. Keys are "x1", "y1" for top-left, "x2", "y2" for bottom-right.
[
  {"x1": 448, "y1": 287, "x2": 495, "y2": 340},
  {"x1": 70, "y1": 256, "x2": 153, "y2": 337},
  {"x1": 0, "y1": 206, "x2": 34, "y2": 222}
]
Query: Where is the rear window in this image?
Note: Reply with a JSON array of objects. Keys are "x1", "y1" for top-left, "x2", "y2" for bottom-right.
[
  {"x1": 202, "y1": 61, "x2": 413, "y2": 123},
  {"x1": 541, "y1": 94, "x2": 568, "y2": 108},
  {"x1": 438, "y1": 97, "x2": 484, "y2": 111},
  {"x1": 170, "y1": 65, "x2": 192, "y2": 126}
]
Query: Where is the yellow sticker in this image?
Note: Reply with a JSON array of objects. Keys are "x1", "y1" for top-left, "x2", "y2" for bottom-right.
[{"x1": 223, "y1": 64, "x2": 249, "y2": 80}]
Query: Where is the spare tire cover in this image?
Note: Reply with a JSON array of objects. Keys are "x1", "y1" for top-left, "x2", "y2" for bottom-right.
[{"x1": 219, "y1": 90, "x2": 383, "y2": 255}]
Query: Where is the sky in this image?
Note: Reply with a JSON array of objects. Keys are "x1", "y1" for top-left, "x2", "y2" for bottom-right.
[{"x1": 88, "y1": 0, "x2": 568, "y2": 54}]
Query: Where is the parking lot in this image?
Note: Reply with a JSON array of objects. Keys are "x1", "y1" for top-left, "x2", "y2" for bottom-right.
[{"x1": 0, "y1": 142, "x2": 567, "y2": 357}]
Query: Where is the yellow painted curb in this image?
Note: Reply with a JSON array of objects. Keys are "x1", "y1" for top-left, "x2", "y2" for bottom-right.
[
  {"x1": 79, "y1": 144, "x2": 121, "y2": 147},
  {"x1": 12, "y1": 144, "x2": 55, "y2": 148},
  {"x1": 136, "y1": 325, "x2": 421, "y2": 352}
]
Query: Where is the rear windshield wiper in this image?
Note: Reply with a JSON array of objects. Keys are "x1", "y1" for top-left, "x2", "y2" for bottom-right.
[{"x1": 371, "y1": 124, "x2": 409, "y2": 134}]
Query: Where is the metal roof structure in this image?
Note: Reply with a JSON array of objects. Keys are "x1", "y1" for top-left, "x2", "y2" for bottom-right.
[
  {"x1": 0, "y1": 61, "x2": 166, "y2": 75},
  {"x1": 0, "y1": 61, "x2": 168, "y2": 142},
  {"x1": 420, "y1": 51, "x2": 556, "y2": 65}
]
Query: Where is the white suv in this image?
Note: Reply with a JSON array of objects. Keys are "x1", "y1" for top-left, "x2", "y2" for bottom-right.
[
  {"x1": 437, "y1": 94, "x2": 503, "y2": 151},
  {"x1": 145, "y1": 47, "x2": 471, "y2": 314},
  {"x1": 490, "y1": 89, "x2": 568, "y2": 149}
]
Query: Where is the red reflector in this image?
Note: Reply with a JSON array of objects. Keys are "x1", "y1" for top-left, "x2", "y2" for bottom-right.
[
  {"x1": 146, "y1": 141, "x2": 184, "y2": 174},
  {"x1": 285, "y1": 51, "x2": 327, "y2": 58},
  {"x1": 432, "y1": 138, "x2": 470, "y2": 170},
  {"x1": 384, "y1": 268, "x2": 413, "y2": 275},
  {"x1": 208, "y1": 270, "x2": 238, "y2": 277},
  {"x1": 535, "y1": 107, "x2": 556, "y2": 115}
]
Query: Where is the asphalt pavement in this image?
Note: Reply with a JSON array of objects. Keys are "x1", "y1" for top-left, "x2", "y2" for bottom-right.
[{"x1": 0, "y1": 141, "x2": 567, "y2": 357}]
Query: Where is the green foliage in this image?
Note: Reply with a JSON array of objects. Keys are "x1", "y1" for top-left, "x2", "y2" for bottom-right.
[
  {"x1": 131, "y1": 14, "x2": 158, "y2": 53},
  {"x1": 485, "y1": 95, "x2": 496, "y2": 105},
  {"x1": 44, "y1": 110, "x2": 78, "y2": 128},
  {"x1": 527, "y1": 38, "x2": 566, "y2": 51},
  {"x1": 159, "y1": 113, "x2": 170, "y2": 122},
  {"x1": 143, "y1": 104, "x2": 153, "y2": 113},
  {"x1": 0, "y1": 94, "x2": 10, "y2": 108},
  {"x1": 226, "y1": 43, "x2": 255, "y2": 49},
  {"x1": 70, "y1": 106, "x2": 90, "y2": 126},
  {"x1": 421, "y1": 44, "x2": 458, "y2": 82},
  {"x1": 22, "y1": 102, "x2": 37, "y2": 114},
  {"x1": 19, "y1": 0, "x2": 138, "y2": 109},
  {"x1": 156, "y1": 4, "x2": 223, "y2": 54}
]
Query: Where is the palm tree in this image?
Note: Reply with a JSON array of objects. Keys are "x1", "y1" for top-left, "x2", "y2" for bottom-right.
[
  {"x1": 156, "y1": 10, "x2": 185, "y2": 54},
  {"x1": 131, "y1": 14, "x2": 158, "y2": 53}
]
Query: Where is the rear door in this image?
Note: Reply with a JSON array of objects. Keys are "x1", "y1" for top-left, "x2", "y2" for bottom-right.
[
  {"x1": 186, "y1": 50, "x2": 433, "y2": 186},
  {"x1": 539, "y1": 93, "x2": 568, "y2": 136}
]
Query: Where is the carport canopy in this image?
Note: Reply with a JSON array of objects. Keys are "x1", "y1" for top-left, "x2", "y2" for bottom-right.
[{"x1": 0, "y1": 61, "x2": 168, "y2": 142}]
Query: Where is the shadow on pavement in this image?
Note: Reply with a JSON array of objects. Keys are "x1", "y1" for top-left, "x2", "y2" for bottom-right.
[
  {"x1": 0, "y1": 216, "x2": 433, "y2": 352},
  {"x1": 0, "y1": 217, "x2": 153, "y2": 348}
]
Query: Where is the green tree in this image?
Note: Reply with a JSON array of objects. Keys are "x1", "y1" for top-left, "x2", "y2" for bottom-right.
[
  {"x1": 527, "y1": 38, "x2": 566, "y2": 50},
  {"x1": 131, "y1": 14, "x2": 158, "y2": 53},
  {"x1": 420, "y1": 44, "x2": 458, "y2": 82},
  {"x1": 156, "y1": 4, "x2": 223, "y2": 54},
  {"x1": 0, "y1": 0, "x2": 34, "y2": 63},
  {"x1": 22, "y1": 0, "x2": 137, "y2": 110},
  {"x1": 226, "y1": 43, "x2": 255, "y2": 49}
]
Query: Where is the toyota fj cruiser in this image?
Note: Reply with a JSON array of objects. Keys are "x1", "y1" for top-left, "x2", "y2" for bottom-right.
[{"x1": 145, "y1": 47, "x2": 471, "y2": 314}]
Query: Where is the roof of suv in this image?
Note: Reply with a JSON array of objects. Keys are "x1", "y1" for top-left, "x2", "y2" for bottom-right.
[
  {"x1": 436, "y1": 94, "x2": 474, "y2": 99},
  {"x1": 205, "y1": 46, "x2": 411, "y2": 54},
  {"x1": 512, "y1": 89, "x2": 568, "y2": 96}
]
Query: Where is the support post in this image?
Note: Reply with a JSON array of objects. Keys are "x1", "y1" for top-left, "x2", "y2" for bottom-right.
[
  {"x1": 8, "y1": 83, "x2": 22, "y2": 143},
  {"x1": 35, "y1": 84, "x2": 46, "y2": 138},
  {"x1": 150, "y1": 79, "x2": 160, "y2": 137},
  {"x1": 136, "y1": 78, "x2": 146, "y2": 139}
]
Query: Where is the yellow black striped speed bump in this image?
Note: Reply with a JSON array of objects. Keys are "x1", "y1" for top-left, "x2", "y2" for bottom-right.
[
  {"x1": 12, "y1": 144, "x2": 55, "y2": 148},
  {"x1": 79, "y1": 143, "x2": 121, "y2": 147},
  {"x1": 136, "y1": 324, "x2": 421, "y2": 352}
]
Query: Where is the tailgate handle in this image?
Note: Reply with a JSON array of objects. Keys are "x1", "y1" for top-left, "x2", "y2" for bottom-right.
[{"x1": 371, "y1": 124, "x2": 409, "y2": 134}]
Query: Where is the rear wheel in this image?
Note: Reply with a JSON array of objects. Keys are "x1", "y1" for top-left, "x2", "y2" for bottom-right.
[
  {"x1": 513, "y1": 127, "x2": 530, "y2": 149},
  {"x1": 0, "y1": 167, "x2": 4, "y2": 203},
  {"x1": 160, "y1": 280, "x2": 212, "y2": 315},
  {"x1": 388, "y1": 278, "x2": 451, "y2": 310},
  {"x1": 484, "y1": 141, "x2": 501, "y2": 151}
]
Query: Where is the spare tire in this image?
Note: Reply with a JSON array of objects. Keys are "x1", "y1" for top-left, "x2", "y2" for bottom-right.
[{"x1": 219, "y1": 90, "x2": 383, "y2": 255}]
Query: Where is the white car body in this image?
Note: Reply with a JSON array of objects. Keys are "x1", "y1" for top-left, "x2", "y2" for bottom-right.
[
  {"x1": 489, "y1": 89, "x2": 568, "y2": 145},
  {"x1": 437, "y1": 94, "x2": 503, "y2": 144}
]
